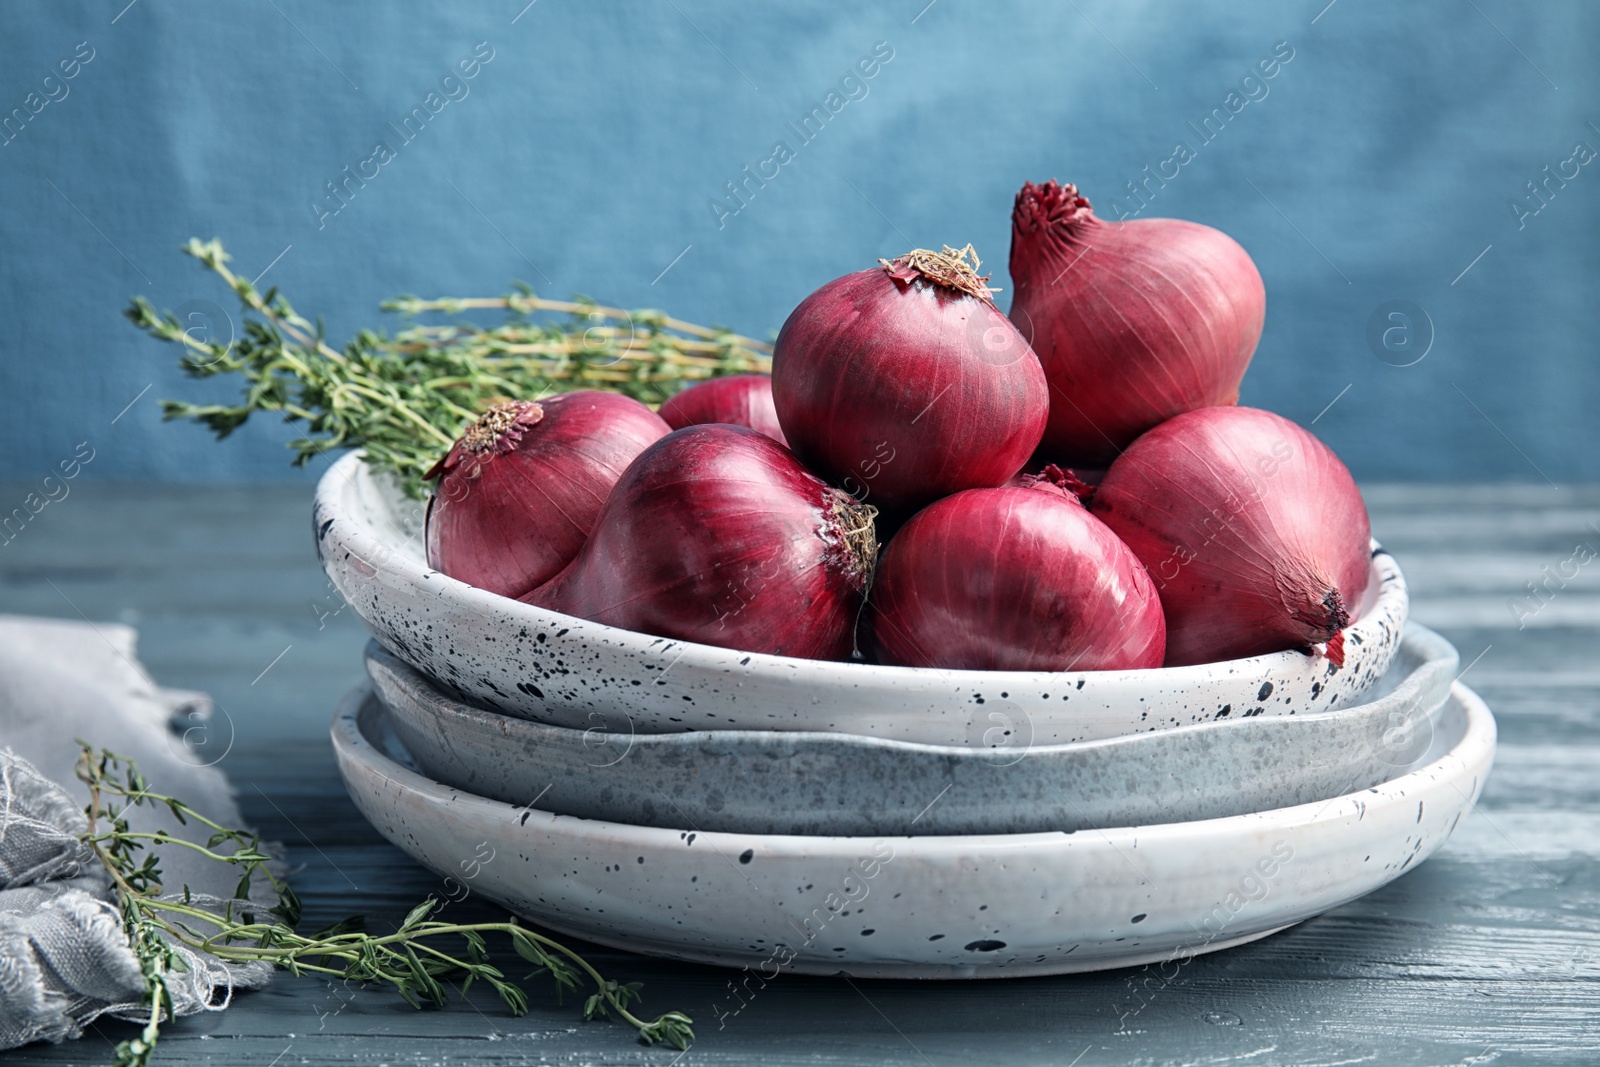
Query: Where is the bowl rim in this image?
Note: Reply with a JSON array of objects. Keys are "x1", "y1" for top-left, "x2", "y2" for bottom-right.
[
  {"x1": 334, "y1": 677, "x2": 1497, "y2": 844},
  {"x1": 317, "y1": 449, "x2": 1407, "y2": 688},
  {"x1": 364, "y1": 621, "x2": 1457, "y2": 759}
]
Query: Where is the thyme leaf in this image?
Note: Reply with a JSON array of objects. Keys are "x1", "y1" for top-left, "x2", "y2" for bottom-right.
[
  {"x1": 75, "y1": 744, "x2": 694, "y2": 1065},
  {"x1": 125, "y1": 239, "x2": 771, "y2": 498}
]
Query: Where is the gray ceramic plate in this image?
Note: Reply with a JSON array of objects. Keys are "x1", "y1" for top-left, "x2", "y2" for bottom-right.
[
  {"x1": 365, "y1": 624, "x2": 1458, "y2": 837},
  {"x1": 334, "y1": 678, "x2": 1495, "y2": 978},
  {"x1": 315, "y1": 453, "x2": 1409, "y2": 745}
]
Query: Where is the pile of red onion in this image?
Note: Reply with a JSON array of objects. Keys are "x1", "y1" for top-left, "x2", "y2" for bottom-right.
[{"x1": 424, "y1": 202, "x2": 1372, "y2": 673}]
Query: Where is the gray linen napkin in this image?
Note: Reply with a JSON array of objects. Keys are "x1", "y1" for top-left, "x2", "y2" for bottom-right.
[{"x1": 0, "y1": 614, "x2": 272, "y2": 1051}]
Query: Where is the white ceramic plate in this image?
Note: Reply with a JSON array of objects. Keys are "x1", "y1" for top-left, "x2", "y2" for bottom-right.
[
  {"x1": 315, "y1": 452, "x2": 1409, "y2": 745},
  {"x1": 365, "y1": 624, "x2": 1458, "y2": 836},
  {"x1": 332, "y1": 680, "x2": 1495, "y2": 978}
]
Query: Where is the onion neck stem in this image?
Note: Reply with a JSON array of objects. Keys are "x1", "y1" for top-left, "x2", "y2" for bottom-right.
[{"x1": 829, "y1": 493, "x2": 879, "y2": 590}]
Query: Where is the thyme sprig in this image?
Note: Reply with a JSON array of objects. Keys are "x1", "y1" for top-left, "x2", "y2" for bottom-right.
[
  {"x1": 125, "y1": 239, "x2": 771, "y2": 497},
  {"x1": 74, "y1": 745, "x2": 693, "y2": 1066}
]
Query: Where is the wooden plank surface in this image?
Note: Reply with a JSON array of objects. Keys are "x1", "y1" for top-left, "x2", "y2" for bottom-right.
[{"x1": 3, "y1": 480, "x2": 1598, "y2": 1066}]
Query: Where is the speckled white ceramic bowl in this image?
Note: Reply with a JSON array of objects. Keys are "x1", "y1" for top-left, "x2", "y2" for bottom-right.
[
  {"x1": 333, "y1": 680, "x2": 1495, "y2": 978},
  {"x1": 365, "y1": 624, "x2": 1458, "y2": 836},
  {"x1": 315, "y1": 452, "x2": 1408, "y2": 745}
]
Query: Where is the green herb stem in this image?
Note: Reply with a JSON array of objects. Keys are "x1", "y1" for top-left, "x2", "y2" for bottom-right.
[
  {"x1": 127, "y1": 239, "x2": 772, "y2": 498},
  {"x1": 75, "y1": 745, "x2": 693, "y2": 1066}
]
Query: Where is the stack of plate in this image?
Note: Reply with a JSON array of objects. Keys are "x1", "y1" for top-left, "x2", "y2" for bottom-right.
[{"x1": 317, "y1": 453, "x2": 1496, "y2": 977}]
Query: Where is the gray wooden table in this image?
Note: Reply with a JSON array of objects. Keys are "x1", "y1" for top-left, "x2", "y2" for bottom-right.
[{"x1": 3, "y1": 481, "x2": 1597, "y2": 1066}]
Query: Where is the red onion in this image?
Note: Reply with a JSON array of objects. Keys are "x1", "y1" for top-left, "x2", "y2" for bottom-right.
[
  {"x1": 425, "y1": 392, "x2": 670, "y2": 599},
  {"x1": 524, "y1": 424, "x2": 877, "y2": 660},
  {"x1": 772, "y1": 245, "x2": 1048, "y2": 515},
  {"x1": 659, "y1": 374, "x2": 788, "y2": 446},
  {"x1": 868, "y1": 475, "x2": 1165, "y2": 671},
  {"x1": 1009, "y1": 181, "x2": 1265, "y2": 465},
  {"x1": 1091, "y1": 406, "x2": 1371, "y2": 667}
]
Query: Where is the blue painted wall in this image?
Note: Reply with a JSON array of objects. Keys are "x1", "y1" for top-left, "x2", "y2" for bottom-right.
[{"x1": 1, "y1": 0, "x2": 1595, "y2": 487}]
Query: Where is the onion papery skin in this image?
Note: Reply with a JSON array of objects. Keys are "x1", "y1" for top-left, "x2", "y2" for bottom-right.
[
  {"x1": 772, "y1": 247, "x2": 1049, "y2": 516},
  {"x1": 1009, "y1": 180, "x2": 1266, "y2": 465},
  {"x1": 523, "y1": 424, "x2": 877, "y2": 661},
  {"x1": 1091, "y1": 406, "x2": 1371, "y2": 668},
  {"x1": 1005, "y1": 462, "x2": 1099, "y2": 504},
  {"x1": 425, "y1": 392, "x2": 670, "y2": 599},
  {"x1": 659, "y1": 374, "x2": 788, "y2": 446},
  {"x1": 868, "y1": 483, "x2": 1165, "y2": 672}
]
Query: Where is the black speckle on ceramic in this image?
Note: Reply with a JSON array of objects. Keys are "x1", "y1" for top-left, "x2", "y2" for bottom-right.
[
  {"x1": 315, "y1": 455, "x2": 1412, "y2": 747},
  {"x1": 330, "y1": 683, "x2": 1496, "y2": 978},
  {"x1": 365, "y1": 627, "x2": 1459, "y2": 837}
]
